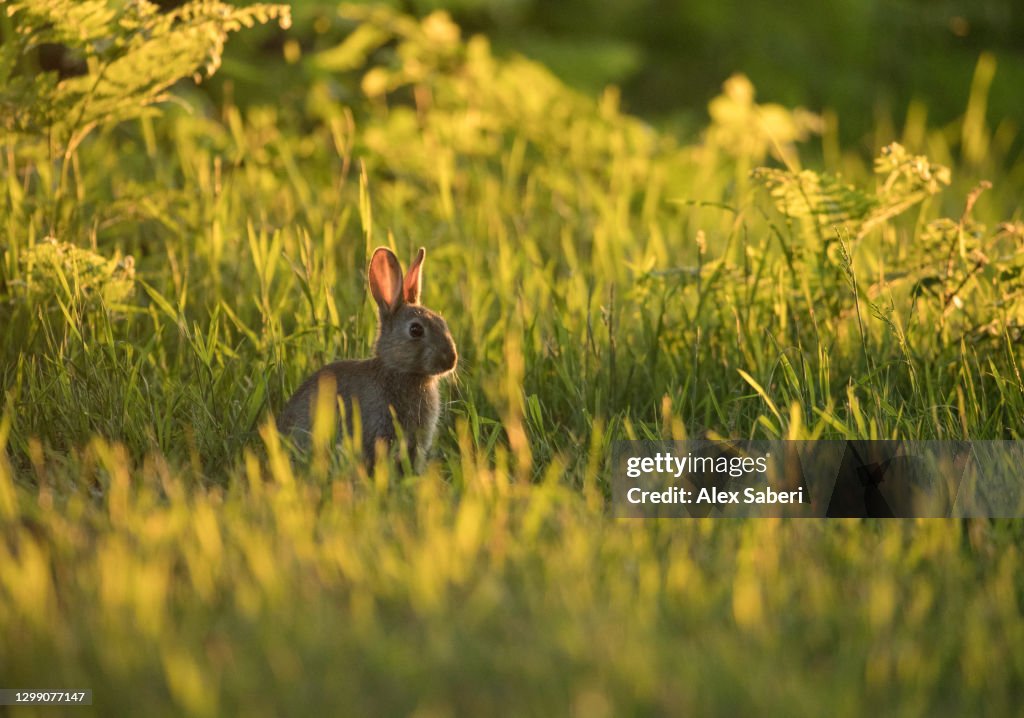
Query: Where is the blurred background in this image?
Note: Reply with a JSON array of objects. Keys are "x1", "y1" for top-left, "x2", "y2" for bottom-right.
[{"x1": 200, "y1": 0, "x2": 1024, "y2": 150}]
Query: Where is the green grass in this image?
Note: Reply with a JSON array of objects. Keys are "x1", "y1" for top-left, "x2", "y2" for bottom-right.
[{"x1": 2, "y1": 5, "x2": 1024, "y2": 716}]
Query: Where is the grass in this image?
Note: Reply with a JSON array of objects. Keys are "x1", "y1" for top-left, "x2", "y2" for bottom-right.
[{"x1": 2, "y1": 5, "x2": 1024, "y2": 716}]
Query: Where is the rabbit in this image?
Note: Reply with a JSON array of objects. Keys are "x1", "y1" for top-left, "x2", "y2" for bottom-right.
[{"x1": 276, "y1": 246, "x2": 457, "y2": 471}]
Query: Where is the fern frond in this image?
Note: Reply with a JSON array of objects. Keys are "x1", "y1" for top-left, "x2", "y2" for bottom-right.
[
  {"x1": 1, "y1": 0, "x2": 292, "y2": 146},
  {"x1": 753, "y1": 143, "x2": 953, "y2": 241},
  {"x1": 751, "y1": 167, "x2": 877, "y2": 228}
]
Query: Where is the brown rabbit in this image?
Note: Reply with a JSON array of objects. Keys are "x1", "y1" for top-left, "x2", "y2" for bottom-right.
[{"x1": 277, "y1": 247, "x2": 457, "y2": 471}]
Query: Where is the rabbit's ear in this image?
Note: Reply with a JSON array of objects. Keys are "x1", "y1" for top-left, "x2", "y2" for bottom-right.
[
  {"x1": 403, "y1": 247, "x2": 425, "y2": 305},
  {"x1": 368, "y1": 247, "x2": 404, "y2": 315}
]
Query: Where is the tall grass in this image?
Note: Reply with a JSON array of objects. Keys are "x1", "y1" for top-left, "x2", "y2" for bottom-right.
[{"x1": 1, "y1": 5, "x2": 1023, "y2": 715}]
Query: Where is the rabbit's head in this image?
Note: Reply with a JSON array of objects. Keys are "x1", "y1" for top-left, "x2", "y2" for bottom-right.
[{"x1": 368, "y1": 247, "x2": 458, "y2": 377}]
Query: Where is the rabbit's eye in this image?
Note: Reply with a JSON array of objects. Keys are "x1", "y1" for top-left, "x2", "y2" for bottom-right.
[{"x1": 409, "y1": 322, "x2": 425, "y2": 338}]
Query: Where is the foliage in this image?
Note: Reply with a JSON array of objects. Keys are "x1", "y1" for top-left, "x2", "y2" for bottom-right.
[
  {"x1": 14, "y1": 236, "x2": 136, "y2": 309},
  {"x1": 753, "y1": 143, "x2": 952, "y2": 239},
  {"x1": 753, "y1": 143, "x2": 1024, "y2": 342},
  {"x1": 1, "y1": 0, "x2": 291, "y2": 169},
  {"x1": 705, "y1": 74, "x2": 822, "y2": 167},
  {"x1": 1, "y1": 5, "x2": 1023, "y2": 716}
]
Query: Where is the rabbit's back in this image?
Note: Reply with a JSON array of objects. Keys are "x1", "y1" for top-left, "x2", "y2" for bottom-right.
[
  {"x1": 277, "y1": 358, "x2": 439, "y2": 465},
  {"x1": 278, "y1": 360, "x2": 382, "y2": 434}
]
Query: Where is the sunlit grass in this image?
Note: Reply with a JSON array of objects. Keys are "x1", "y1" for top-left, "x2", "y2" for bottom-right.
[{"x1": 1, "y1": 5, "x2": 1023, "y2": 716}]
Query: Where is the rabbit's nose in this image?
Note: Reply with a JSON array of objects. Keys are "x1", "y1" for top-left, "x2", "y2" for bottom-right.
[{"x1": 441, "y1": 345, "x2": 457, "y2": 371}]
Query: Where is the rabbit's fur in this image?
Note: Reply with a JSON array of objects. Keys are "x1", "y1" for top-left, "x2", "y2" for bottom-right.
[{"x1": 277, "y1": 247, "x2": 457, "y2": 470}]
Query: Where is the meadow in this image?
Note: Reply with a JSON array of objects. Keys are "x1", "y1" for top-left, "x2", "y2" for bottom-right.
[{"x1": 1, "y1": 2, "x2": 1023, "y2": 715}]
